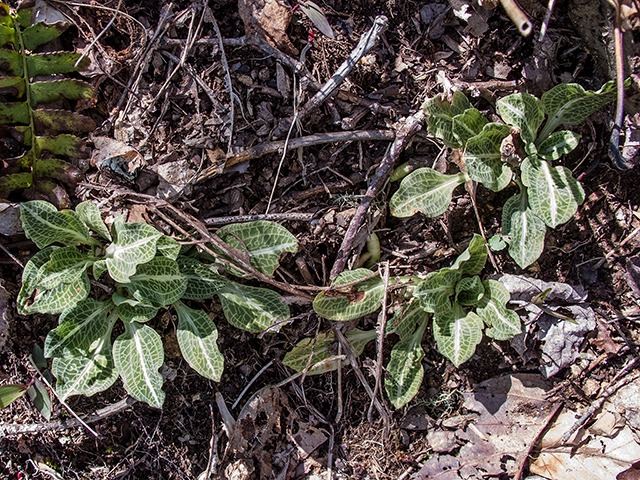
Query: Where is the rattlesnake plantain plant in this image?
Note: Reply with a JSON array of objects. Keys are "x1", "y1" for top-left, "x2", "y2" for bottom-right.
[{"x1": 0, "y1": 0, "x2": 95, "y2": 207}]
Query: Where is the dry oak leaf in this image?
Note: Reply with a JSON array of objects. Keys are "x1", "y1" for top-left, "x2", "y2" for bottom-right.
[{"x1": 238, "y1": 0, "x2": 299, "y2": 56}]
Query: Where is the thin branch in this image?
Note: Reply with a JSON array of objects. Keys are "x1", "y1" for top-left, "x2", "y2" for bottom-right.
[
  {"x1": 499, "y1": 0, "x2": 532, "y2": 37},
  {"x1": 368, "y1": 262, "x2": 390, "y2": 422},
  {"x1": 203, "y1": 212, "x2": 316, "y2": 225},
  {"x1": 210, "y1": 13, "x2": 235, "y2": 156},
  {"x1": 330, "y1": 110, "x2": 426, "y2": 279},
  {"x1": 196, "y1": 130, "x2": 394, "y2": 182}
]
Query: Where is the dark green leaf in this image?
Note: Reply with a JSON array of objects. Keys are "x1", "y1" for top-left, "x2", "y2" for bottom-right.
[
  {"x1": 27, "y1": 379, "x2": 51, "y2": 421},
  {"x1": 299, "y1": 0, "x2": 335, "y2": 39},
  {"x1": 22, "y1": 22, "x2": 67, "y2": 51},
  {"x1": 0, "y1": 384, "x2": 28, "y2": 408}
]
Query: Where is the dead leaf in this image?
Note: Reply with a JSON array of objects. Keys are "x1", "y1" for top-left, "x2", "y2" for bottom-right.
[
  {"x1": 290, "y1": 423, "x2": 327, "y2": 460},
  {"x1": 497, "y1": 274, "x2": 596, "y2": 377},
  {"x1": 155, "y1": 159, "x2": 197, "y2": 201},
  {"x1": 590, "y1": 319, "x2": 622, "y2": 355},
  {"x1": 448, "y1": 0, "x2": 491, "y2": 36},
  {"x1": 413, "y1": 374, "x2": 559, "y2": 479},
  {"x1": 625, "y1": 254, "x2": 640, "y2": 297},
  {"x1": 0, "y1": 285, "x2": 10, "y2": 354},
  {"x1": 0, "y1": 202, "x2": 23, "y2": 236},
  {"x1": 238, "y1": 0, "x2": 299, "y2": 56},
  {"x1": 91, "y1": 136, "x2": 145, "y2": 182}
]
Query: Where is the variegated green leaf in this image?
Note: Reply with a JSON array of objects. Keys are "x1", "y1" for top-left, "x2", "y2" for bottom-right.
[
  {"x1": 433, "y1": 304, "x2": 483, "y2": 367},
  {"x1": 217, "y1": 221, "x2": 298, "y2": 277},
  {"x1": 44, "y1": 298, "x2": 112, "y2": 358},
  {"x1": 113, "y1": 322, "x2": 165, "y2": 408},
  {"x1": 452, "y1": 107, "x2": 489, "y2": 145},
  {"x1": 116, "y1": 301, "x2": 158, "y2": 323},
  {"x1": 537, "y1": 130, "x2": 581, "y2": 161},
  {"x1": 496, "y1": 93, "x2": 544, "y2": 148},
  {"x1": 93, "y1": 259, "x2": 107, "y2": 280},
  {"x1": 477, "y1": 280, "x2": 521, "y2": 340},
  {"x1": 174, "y1": 301, "x2": 224, "y2": 381},
  {"x1": 52, "y1": 315, "x2": 118, "y2": 401},
  {"x1": 313, "y1": 269, "x2": 384, "y2": 321},
  {"x1": 390, "y1": 169, "x2": 469, "y2": 218},
  {"x1": 156, "y1": 235, "x2": 181, "y2": 260},
  {"x1": 126, "y1": 257, "x2": 187, "y2": 307},
  {"x1": 36, "y1": 246, "x2": 94, "y2": 289},
  {"x1": 177, "y1": 257, "x2": 228, "y2": 300},
  {"x1": 105, "y1": 218, "x2": 162, "y2": 283},
  {"x1": 414, "y1": 269, "x2": 461, "y2": 314},
  {"x1": 282, "y1": 329, "x2": 377, "y2": 375},
  {"x1": 450, "y1": 234, "x2": 488, "y2": 276},
  {"x1": 522, "y1": 156, "x2": 585, "y2": 228},
  {"x1": 423, "y1": 91, "x2": 471, "y2": 148},
  {"x1": 464, "y1": 123, "x2": 513, "y2": 192},
  {"x1": 218, "y1": 282, "x2": 290, "y2": 333},
  {"x1": 455, "y1": 275, "x2": 484, "y2": 306},
  {"x1": 502, "y1": 191, "x2": 546, "y2": 268},
  {"x1": 20, "y1": 200, "x2": 99, "y2": 249},
  {"x1": 76, "y1": 201, "x2": 111, "y2": 241},
  {"x1": 385, "y1": 313, "x2": 428, "y2": 408},
  {"x1": 17, "y1": 246, "x2": 55, "y2": 314},
  {"x1": 25, "y1": 273, "x2": 90, "y2": 315},
  {"x1": 387, "y1": 300, "x2": 429, "y2": 340},
  {"x1": 539, "y1": 80, "x2": 622, "y2": 140}
]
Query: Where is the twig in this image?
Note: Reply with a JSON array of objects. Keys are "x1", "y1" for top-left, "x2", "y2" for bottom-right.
[
  {"x1": 0, "y1": 243, "x2": 23, "y2": 268},
  {"x1": 232, "y1": 360, "x2": 274, "y2": 409},
  {"x1": 335, "y1": 342, "x2": 343, "y2": 424},
  {"x1": 215, "y1": 392, "x2": 236, "y2": 437},
  {"x1": 297, "y1": 16, "x2": 389, "y2": 123},
  {"x1": 499, "y1": 0, "x2": 532, "y2": 37},
  {"x1": 0, "y1": 396, "x2": 136, "y2": 437},
  {"x1": 202, "y1": 405, "x2": 219, "y2": 479},
  {"x1": 539, "y1": 0, "x2": 557, "y2": 42},
  {"x1": 334, "y1": 328, "x2": 391, "y2": 437},
  {"x1": 196, "y1": 130, "x2": 394, "y2": 182},
  {"x1": 607, "y1": 0, "x2": 632, "y2": 170},
  {"x1": 330, "y1": 110, "x2": 426, "y2": 279},
  {"x1": 203, "y1": 212, "x2": 316, "y2": 225},
  {"x1": 368, "y1": 262, "x2": 390, "y2": 422},
  {"x1": 327, "y1": 425, "x2": 335, "y2": 480},
  {"x1": 26, "y1": 356, "x2": 99, "y2": 437},
  {"x1": 561, "y1": 356, "x2": 639, "y2": 444},
  {"x1": 75, "y1": 0, "x2": 123, "y2": 67},
  {"x1": 210, "y1": 13, "x2": 235, "y2": 156}
]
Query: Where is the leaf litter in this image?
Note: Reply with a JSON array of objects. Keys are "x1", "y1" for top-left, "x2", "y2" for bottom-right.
[{"x1": 1, "y1": 0, "x2": 640, "y2": 478}]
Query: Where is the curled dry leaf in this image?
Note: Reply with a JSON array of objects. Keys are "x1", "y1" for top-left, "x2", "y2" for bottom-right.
[{"x1": 238, "y1": 0, "x2": 299, "y2": 56}]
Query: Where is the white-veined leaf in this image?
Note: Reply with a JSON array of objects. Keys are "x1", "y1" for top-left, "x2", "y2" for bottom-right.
[
  {"x1": 452, "y1": 108, "x2": 489, "y2": 146},
  {"x1": 423, "y1": 92, "x2": 471, "y2": 148},
  {"x1": 385, "y1": 313, "x2": 429, "y2": 408},
  {"x1": 298, "y1": 0, "x2": 335, "y2": 39},
  {"x1": 522, "y1": 156, "x2": 585, "y2": 228},
  {"x1": 177, "y1": 257, "x2": 228, "y2": 300},
  {"x1": 477, "y1": 280, "x2": 521, "y2": 340},
  {"x1": 20, "y1": 200, "x2": 99, "y2": 249},
  {"x1": 387, "y1": 300, "x2": 429, "y2": 340},
  {"x1": 282, "y1": 328, "x2": 377, "y2": 375},
  {"x1": 218, "y1": 282, "x2": 290, "y2": 333},
  {"x1": 116, "y1": 302, "x2": 158, "y2": 323},
  {"x1": 413, "y1": 269, "x2": 461, "y2": 314},
  {"x1": 44, "y1": 298, "x2": 112, "y2": 358},
  {"x1": 455, "y1": 275, "x2": 485, "y2": 306},
  {"x1": 464, "y1": 123, "x2": 513, "y2": 191},
  {"x1": 127, "y1": 256, "x2": 187, "y2": 307},
  {"x1": 93, "y1": 259, "x2": 107, "y2": 280},
  {"x1": 18, "y1": 247, "x2": 90, "y2": 315},
  {"x1": 75, "y1": 201, "x2": 111, "y2": 241},
  {"x1": 496, "y1": 93, "x2": 544, "y2": 148},
  {"x1": 36, "y1": 246, "x2": 95, "y2": 289},
  {"x1": 537, "y1": 130, "x2": 581, "y2": 161},
  {"x1": 390, "y1": 168, "x2": 468, "y2": 218},
  {"x1": 52, "y1": 316, "x2": 118, "y2": 401},
  {"x1": 433, "y1": 304, "x2": 484, "y2": 367},
  {"x1": 502, "y1": 191, "x2": 546, "y2": 269},
  {"x1": 156, "y1": 235, "x2": 181, "y2": 260},
  {"x1": 216, "y1": 221, "x2": 298, "y2": 277},
  {"x1": 174, "y1": 301, "x2": 223, "y2": 381},
  {"x1": 539, "y1": 80, "x2": 622, "y2": 140},
  {"x1": 313, "y1": 269, "x2": 384, "y2": 321},
  {"x1": 450, "y1": 234, "x2": 488, "y2": 276},
  {"x1": 105, "y1": 218, "x2": 162, "y2": 283},
  {"x1": 113, "y1": 322, "x2": 165, "y2": 408}
]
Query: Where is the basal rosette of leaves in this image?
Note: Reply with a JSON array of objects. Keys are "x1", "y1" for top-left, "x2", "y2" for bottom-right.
[
  {"x1": 0, "y1": 2, "x2": 96, "y2": 207},
  {"x1": 284, "y1": 234, "x2": 521, "y2": 408},
  {"x1": 18, "y1": 200, "x2": 297, "y2": 408},
  {"x1": 390, "y1": 81, "x2": 628, "y2": 268}
]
